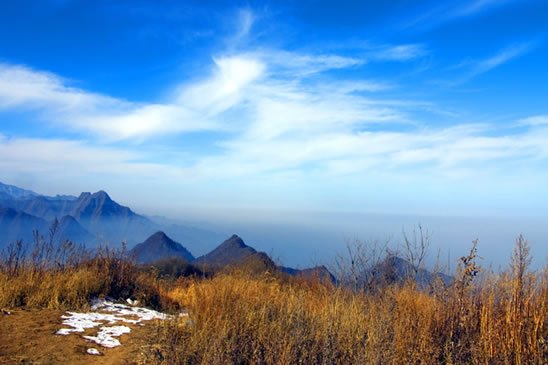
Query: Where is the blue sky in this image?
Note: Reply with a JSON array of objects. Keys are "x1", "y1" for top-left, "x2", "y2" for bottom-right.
[{"x1": 1, "y1": 0, "x2": 548, "y2": 221}]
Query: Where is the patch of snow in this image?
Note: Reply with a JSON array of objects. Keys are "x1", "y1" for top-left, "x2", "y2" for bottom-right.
[
  {"x1": 83, "y1": 325, "x2": 131, "y2": 348},
  {"x1": 91, "y1": 298, "x2": 169, "y2": 321},
  {"x1": 56, "y1": 298, "x2": 172, "y2": 348},
  {"x1": 126, "y1": 298, "x2": 140, "y2": 306},
  {"x1": 86, "y1": 348, "x2": 101, "y2": 355}
]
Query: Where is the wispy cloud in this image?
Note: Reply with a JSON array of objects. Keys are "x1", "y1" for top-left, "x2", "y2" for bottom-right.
[
  {"x1": 0, "y1": 135, "x2": 175, "y2": 177},
  {"x1": 519, "y1": 115, "x2": 548, "y2": 126},
  {"x1": 370, "y1": 44, "x2": 426, "y2": 61},
  {"x1": 225, "y1": 8, "x2": 256, "y2": 49},
  {"x1": 0, "y1": 64, "x2": 216, "y2": 140},
  {"x1": 405, "y1": 0, "x2": 519, "y2": 31},
  {"x1": 0, "y1": 57, "x2": 268, "y2": 140},
  {"x1": 455, "y1": 0, "x2": 513, "y2": 17},
  {"x1": 0, "y1": 46, "x2": 376, "y2": 141},
  {"x1": 236, "y1": 8, "x2": 255, "y2": 40},
  {"x1": 437, "y1": 42, "x2": 536, "y2": 86},
  {"x1": 470, "y1": 42, "x2": 534, "y2": 76},
  {"x1": 254, "y1": 49, "x2": 365, "y2": 77}
]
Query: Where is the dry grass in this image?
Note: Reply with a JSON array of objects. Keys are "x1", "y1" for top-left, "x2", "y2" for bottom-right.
[
  {"x1": 1, "y1": 233, "x2": 547, "y2": 364},
  {"x1": 140, "y1": 267, "x2": 547, "y2": 365},
  {"x1": 0, "y1": 237, "x2": 175, "y2": 310},
  {"x1": 141, "y1": 240, "x2": 547, "y2": 365}
]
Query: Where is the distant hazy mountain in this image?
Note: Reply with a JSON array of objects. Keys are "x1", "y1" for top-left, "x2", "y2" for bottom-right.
[
  {"x1": 56, "y1": 215, "x2": 96, "y2": 245},
  {"x1": 73, "y1": 191, "x2": 136, "y2": 221},
  {"x1": 0, "y1": 182, "x2": 40, "y2": 200},
  {"x1": 68, "y1": 191, "x2": 157, "y2": 245},
  {"x1": 369, "y1": 256, "x2": 453, "y2": 287},
  {"x1": 0, "y1": 186, "x2": 158, "y2": 247},
  {"x1": 193, "y1": 234, "x2": 334, "y2": 279},
  {"x1": 130, "y1": 231, "x2": 195, "y2": 264},
  {"x1": 0, "y1": 195, "x2": 75, "y2": 221},
  {"x1": 0, "y1": 207, "x2": 48, "y2": 245},
  {"x1": 0, "y1": 182, "x2": 226, "y2": 251},
  {"x1": 281, "y1": 265, "x2": 337, "y2": 283},
  {"x1": 194, "y1": 234, "x2": 259, "y2": 267},
  {"x1": 148, "y1": 215, "x2": 227, "y2": 255}
]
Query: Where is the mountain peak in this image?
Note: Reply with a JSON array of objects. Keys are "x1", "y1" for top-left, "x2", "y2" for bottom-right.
[
  {"x1": 77, "y1": 192, "x2": 92, "y2": 200},
  {"x1": 73, "y1": 190, "x2": 135, "y2": 221},
  {"x1": 93, "y1": 190, "x2": 111, "y2": 200},
  {"x1": 131, "y1": 231, "x2": 195, "y2": 264},
  {"x1": 221, "y1": 234, "x2": 246, "y2": 248},
  {"x1": 146, "y1": 231, "x2": 172, "y2": 244},
  {"x1": 195, "y1": 234, "x2": 258, "y2": 266}
]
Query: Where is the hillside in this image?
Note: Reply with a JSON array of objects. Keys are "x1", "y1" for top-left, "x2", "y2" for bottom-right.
[
  {"x1": 0, "y1": 207, "x2": 49, "y2": 244},
  {"x1": 57, "y1": 215, "x2": 96, "y2": 245}
]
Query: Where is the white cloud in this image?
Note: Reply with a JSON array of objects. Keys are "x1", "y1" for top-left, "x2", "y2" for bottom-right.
[
  {"x1": 456, "y1": 0, "x2": 513, "y2": 16},
  {"x1": 0, "y1": 135, "x2": 189, "y2": 178},
  {"x1": 178, "y1": 56, "x2": 265, "y2": 113},
  {"x1": 519, "y1": 115, "x2": 548, "y2": 126},
  {"x1": 0, "y1": 48, "x2": 371, "y2": 141},
  {"x1": 235, "y1": 49, "x2": 365, "y2": 78},
  {"x1": 472, "y1": 43, "x2": 533, "y2": 75},
  {"x1": 0, "y1": 56, "x2": 268, "y2": 140},
  {"x1": 371, "y1": 44, "x2": 426, "y2": 61},
  {"x1": 189, "y1": 119, "x2": 548, "y2": 180},
  {"x1": 439, "y1": 42, "x2": 536, "y2": 86},
  {"x1": 235, "y1": 8, "x2": 255, "y2": 40},
  {"x1": 0, "y1": 63, "x2": 218, "y2": 140},
  {"x1": 1, "y1": 32, "x2": 547, "y2": 189},
  {"x1": 0, "y1": 63, "x2": 121, "y2": 112},
  {"x1": 404, "y1": 0, "x2": 519, "y2": 31}
]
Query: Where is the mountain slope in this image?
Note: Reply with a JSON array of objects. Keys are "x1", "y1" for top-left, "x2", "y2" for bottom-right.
[
  {"x1": 130, "y1": 231, "x2": 195, "y2": 264},
  {"x1": 2, "y1": 195, "x2": 75, "y2": 221},
  {"x1": 0, "y1": 182, "x2": 40, "y2": 199},
  {"x1": 370, "y1": 256, "x2": 453, "y2": 287},
  {"x1": 0, "y1": 207, "x2": 49, "y2": 246},
  {"x1": 281, "y1": 265, "x2": 337, "y2": 283},
  {"x1": 56, "y1": 215, "x2": 96, "y2": 245}
]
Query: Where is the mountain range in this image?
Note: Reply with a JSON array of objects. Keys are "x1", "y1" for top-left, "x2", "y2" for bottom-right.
[
  {"x1": 130, "y1": 230, "x2": 337, "y2": 282},
  {"x1": 0, "y1": 181, "x2": 451, "y2": 286},
  {"x1": 0, "y1": 181, "x2": 337, "y2": 281},
  {"x1": 0, "y1": 181, "x2": 223, "y2": 253}
]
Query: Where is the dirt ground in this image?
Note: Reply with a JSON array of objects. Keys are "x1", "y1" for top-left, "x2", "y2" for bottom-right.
[{"x1": 0, "y1": 308, "x2": 156, "y2": 364}]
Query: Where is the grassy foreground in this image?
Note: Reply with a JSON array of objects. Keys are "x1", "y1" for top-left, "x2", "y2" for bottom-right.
[{"x1": 1, "y1": 237, "x2": 547, "y2": 364}]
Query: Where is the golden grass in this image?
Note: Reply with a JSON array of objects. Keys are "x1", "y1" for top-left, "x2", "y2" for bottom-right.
[
  {"x1": 0, "y1": 246, "x2": 175, "y2": 310},
  {"x1": 1, "y1": 236, "x2": 547, "y2": 364},
  {"x1": 141, "y1": 250, "x2": 548, "y2": 364}
]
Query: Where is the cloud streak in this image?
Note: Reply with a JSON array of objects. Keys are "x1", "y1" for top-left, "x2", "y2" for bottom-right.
[
  {"x1": 405, "y1": 0, "x2": 520, "y2": 31},
  {"x1": 435, "y1": 42, "x2": 536, "y2": 86}
]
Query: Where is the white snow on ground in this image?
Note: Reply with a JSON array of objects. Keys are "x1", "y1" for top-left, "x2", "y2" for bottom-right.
[
  {"x1": 86, "y1": 348, "x2": 101, "y2": 355},
  {"x1": 56, "y1": 298, "x2": 172, "y2": 350},
  {"x1": 83, "y1": 325, "x2": 131, "y2": 348}
]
